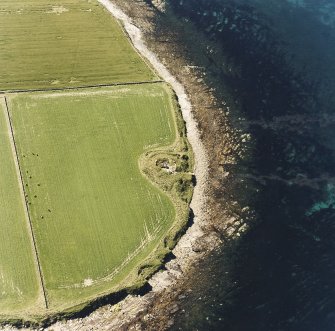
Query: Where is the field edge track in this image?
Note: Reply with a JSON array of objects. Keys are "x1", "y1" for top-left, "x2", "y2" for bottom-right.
[
  {"x1": 2, "y1": 96, "x2": 49, "y2": 310},
  {"x1": 0, "y1": 80, "x2": 164, "y2": 95}
]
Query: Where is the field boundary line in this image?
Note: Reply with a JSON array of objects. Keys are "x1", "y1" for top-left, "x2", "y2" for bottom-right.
[
  {"x1": 0, "y1": 80, "x2": 164, "y2": 95},
  {"x1": 3, "y1": 96, "x2": 49, "y2": 309}
]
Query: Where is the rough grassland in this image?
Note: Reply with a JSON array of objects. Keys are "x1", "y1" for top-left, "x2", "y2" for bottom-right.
[
  {"x1": 0, "y1": 0, "x2": 156, "y2": 91},
  {"x1": 6, "y1": 84, "x2": 186, "y2": 314},
  {"x1": 0, "y1": 97, "x2": 42, "y2": 315}
]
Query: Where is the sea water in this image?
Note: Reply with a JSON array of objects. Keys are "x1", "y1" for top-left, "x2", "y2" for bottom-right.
[{"x1": 169, "y1": 0, "x2": 335, "y2": 330}]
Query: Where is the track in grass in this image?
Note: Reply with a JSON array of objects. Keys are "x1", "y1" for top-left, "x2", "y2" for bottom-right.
[
  {"x1": 0, "y1": 97, "x2": 43, "y2": 314},
  {"x1": 6, "y1": 84, "x2": 178, "y2": 312},
  {"x1": 0, "y1": 0, "x2": 156, "y2": 91}
]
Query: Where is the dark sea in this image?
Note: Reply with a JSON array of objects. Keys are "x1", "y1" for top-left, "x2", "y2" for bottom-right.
[{"x1": 168, "y1": 1, "x2": 335, "y2": 330}]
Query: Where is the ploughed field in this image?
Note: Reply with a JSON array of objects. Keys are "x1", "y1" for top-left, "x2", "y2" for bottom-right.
[{"x1": 0, "y1": 0, "x2": 192, "y2": 322}]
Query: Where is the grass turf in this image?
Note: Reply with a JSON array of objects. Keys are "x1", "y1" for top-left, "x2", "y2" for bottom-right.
[
  {"x1": 0, "y1": 0, "x2": 156, "y2": 91},
  {"x1": 6, "y1": 84, "x2": 180, "y2": 312},
  {"x1": 0, "y1": 97, "x2": 42, "y2": 314}
]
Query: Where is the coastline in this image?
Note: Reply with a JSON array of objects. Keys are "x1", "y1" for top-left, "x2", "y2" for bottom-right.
[
  {"x1": 6, "y1": 0, "x2": 329, "y2": 329},
  {"x1": 96, "y1": 0, "x2": 211, "y2": 292}
]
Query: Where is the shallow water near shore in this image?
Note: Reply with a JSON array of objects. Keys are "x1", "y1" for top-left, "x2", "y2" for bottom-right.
[{"x1": 168, "y1": 1, "x2": 335, "y2": 330}]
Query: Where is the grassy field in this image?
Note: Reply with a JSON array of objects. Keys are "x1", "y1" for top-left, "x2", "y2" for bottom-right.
[
  {"x1": 0, "y1": 0, "x2": 194, "y2": 322},
  {"x1": 0, "y1": 97, "x2": 43, "y2": 314},
  {"x1": 0, "y1": 0, "x2": 156, "y2": 91},
  {"x1": 6, "y1": 84, "x2": 186, "y2": 312}
]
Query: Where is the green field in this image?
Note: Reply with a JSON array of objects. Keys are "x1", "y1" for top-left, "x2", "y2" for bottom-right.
[
  {"x1": 0, "y1": 0, "x2": 156, "y2": 91},
  {"x1": 0, "y1": 0, "x2": 193, "y2": 323},
  {"x1": 4, "y1": 83, "x2": 191, "y2": 314},
  {"x1": 0, "y1": 97, "x2": 43, "y2": 314}
]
